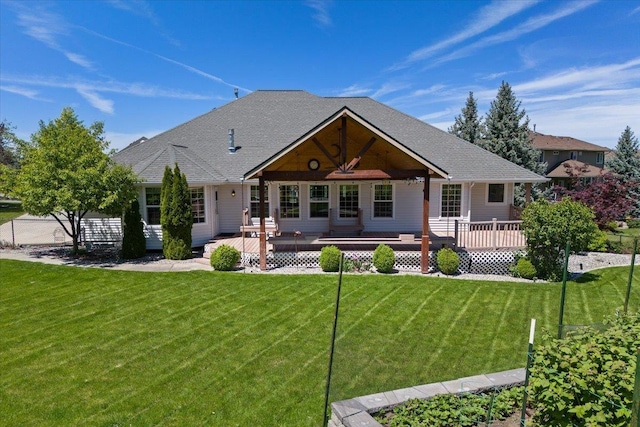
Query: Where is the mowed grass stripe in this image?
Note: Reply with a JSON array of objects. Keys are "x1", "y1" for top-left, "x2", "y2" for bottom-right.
[
  {"x1": 1, "y1": 261, "x2": 637, "y2": 426},
  {"x1": 0, "y1": 270, "x2": 298, "y2": 373},
  {"x1": 76, "y1": 279, "x2": 333, "y2": 424}
]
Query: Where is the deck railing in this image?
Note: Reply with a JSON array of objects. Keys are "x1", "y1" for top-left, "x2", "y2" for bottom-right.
[{"x1": 454, "y1": 218, "x2": 525, "y2": 250}]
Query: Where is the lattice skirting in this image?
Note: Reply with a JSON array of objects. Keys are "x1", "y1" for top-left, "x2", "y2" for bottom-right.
[{"x1": 241, "y1": 249, "x2": 525, "y2": 275}]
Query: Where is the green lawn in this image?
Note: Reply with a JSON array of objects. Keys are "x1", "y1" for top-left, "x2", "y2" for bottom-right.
[
  {"x1": 606, "y1": 227, "x2": 640, "y2": 253},
  {"x1": 0, "y1": 201, "x2": 24, "y2": 225},
  {"x1": 1, "y1": 260, "x2": 638, "y2": 426}
]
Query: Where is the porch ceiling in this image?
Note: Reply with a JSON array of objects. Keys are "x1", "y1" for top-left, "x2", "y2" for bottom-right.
[{"x1": 244, "y1": 107, "x2": 448, "y2": 181}]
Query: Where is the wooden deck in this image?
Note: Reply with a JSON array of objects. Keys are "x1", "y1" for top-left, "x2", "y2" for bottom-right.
[{"x1": 203, "y1": 227, "x2": 525, "y2": 258}]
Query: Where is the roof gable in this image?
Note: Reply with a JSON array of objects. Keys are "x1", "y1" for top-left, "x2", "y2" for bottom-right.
[{"x1": 114, "y1": 90, "x2": 547, "y2": 184}]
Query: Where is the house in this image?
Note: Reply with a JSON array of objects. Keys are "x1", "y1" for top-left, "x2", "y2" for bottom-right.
[
  {"x1": 113, "y1": 90, "x2": 547, "y2": 271},
  {"x1": 531, "y1": 131, "x2": 610, "y2": 188}
]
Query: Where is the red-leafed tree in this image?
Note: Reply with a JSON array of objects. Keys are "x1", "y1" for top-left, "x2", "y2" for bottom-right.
[{"x1": 554, "y1": 169, "x2": 638, "y2": 229}]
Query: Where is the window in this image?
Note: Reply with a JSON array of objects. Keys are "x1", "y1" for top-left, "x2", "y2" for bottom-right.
[
  {"x1": 596, "y1": 152, "x2": 604, "y2": 164},
  {"x1": 191, "y1": 187, "x2": 205, "y2": 223},
  {"x1": 570, "y1": 151, "x2": 578, "y2": 160},
  {"x1": 487, "y1": 183, "x2": 505, "y2": 204},
  {"x1": 279, "y1": 185, "x2": 299, "y2": 219},
  {"x1": 373, "y1": 184, "x2": 393, "y2": 218},
  {"x1": 309, "y1": 185, "x2": 329, "y2": 218},
  {"x1": 250, "y1": 185, "x2": 270, "y2": 218},
  {"x1": 441, "y1": 184, "x2": 461, "y2": 217},
  {"x1": 145, "y1": 188, "x2": 161, "y2": 225},
  {"x1": 339, "y1": 184, "x2": 359, "y2": 218}
]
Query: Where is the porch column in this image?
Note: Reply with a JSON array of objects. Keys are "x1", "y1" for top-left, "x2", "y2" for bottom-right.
[
  {"x1": 525, "y1": 183, "x2": 532, "y2": 204},
  {"x1": 259, "y1": 175, "x2": 267, "y2": 270},
  {"x1": 421, "y1": 174, "x2": 430, "y2": 274}
]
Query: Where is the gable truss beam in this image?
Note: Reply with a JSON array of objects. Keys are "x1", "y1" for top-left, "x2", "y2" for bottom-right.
[
  {"x1": 312, "y1": 137, "x2": 342, "y2": 169},
  {"x1": 260, "y1": 169, "x2": 428, "y2": 181},
  {"x1": 343, "y1": 137, "x2": 376, "y2": 172}
]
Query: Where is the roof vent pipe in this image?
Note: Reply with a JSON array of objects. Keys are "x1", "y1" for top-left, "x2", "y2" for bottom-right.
[{"x1": 228, "y1": 129, "x2": 236, "y2": 153}]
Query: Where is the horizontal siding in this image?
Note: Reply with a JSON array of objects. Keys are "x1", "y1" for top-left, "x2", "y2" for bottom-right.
[
  {"x1": 81, "y1": 218, "x2": 122, "y2": 242},
  {"x1": 470, "y1": 183, "x2": 512, "y2": 222}
]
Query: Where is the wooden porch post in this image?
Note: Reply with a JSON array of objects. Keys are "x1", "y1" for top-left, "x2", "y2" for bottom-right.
[
  {"x1": 259, "y1": 175, "x2": 267, "y2": 270},
  {"x1": 525, "y1": 183, "x2": 532, "y2": 204},
  {"x1": 421, "y1": 174, "x2": 431, "y2": 274}
]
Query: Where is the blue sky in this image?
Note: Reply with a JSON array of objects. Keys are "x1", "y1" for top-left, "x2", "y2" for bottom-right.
[{"x1": 1, "y1": 0, "x2": 639, "y2": 151}]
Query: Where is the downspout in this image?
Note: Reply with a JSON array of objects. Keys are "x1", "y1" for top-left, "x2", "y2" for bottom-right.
[{"x1": 468, "y1": 182, "x2": 475, "y2": 220}]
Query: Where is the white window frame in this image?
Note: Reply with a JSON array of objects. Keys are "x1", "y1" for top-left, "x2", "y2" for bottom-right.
[
  {"x1": 570, "y1": 151, "x2": 578, "y2": 160},
  {"x1": 249, "y1": 185, "x2": 270, "y2": 218},
  {"x1": 145, "y1": 187, "x2": 161, "y2": 225},
  {"x1": 338, "y1": 184, "x2": 360, "y2": 219},
  {"x1": 190, "y1": 187, "x2": 206, "y2": 224},
  {"x1": 440, "y1": 183, "x2": 462, "y2": 218},
  {"x1": 279, "y1": 184, "x2": 300, "y2": 220},
  {"x1": 308, "y1": 184, "x2": 329, "y2": 219},
  {"x1": 485, "y1": 183, "x2": 507, "y2": 205},
  {"x1": 372, "y1": 183, "x2": 394, "y2": 219},
  {"x1": 596, "y1": 152, "x2": 604, "y2": 164}
]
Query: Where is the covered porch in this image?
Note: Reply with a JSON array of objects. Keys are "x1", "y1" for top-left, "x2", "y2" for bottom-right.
[{"x1": 243, "y1": 107, "x2": 449, "y2": 273}]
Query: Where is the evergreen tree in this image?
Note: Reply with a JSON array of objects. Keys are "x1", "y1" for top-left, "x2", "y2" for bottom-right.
[
  {"x1": 606, "y1": 126, "x2": 640, "y2": 218},
  {"x1": 483, "y1": 81, "x2": 546, "y2": 205},
  {"x1": 607, "y1": 126, "x2": 640, "y2": 179},
  {"x1": 160, "y1": 164, "x2": 192, "y2": 259},
  {"x1": 448, "y1": 91, "x2": 483, "y2": 146},
  {"x1": 122, "y1": 199, "x2": 147, "y2": 259}
]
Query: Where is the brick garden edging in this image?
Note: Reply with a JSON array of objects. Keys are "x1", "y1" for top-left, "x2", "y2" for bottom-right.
[{"x1": 328, "y1": 368, "x2": 526, "y2": 427}]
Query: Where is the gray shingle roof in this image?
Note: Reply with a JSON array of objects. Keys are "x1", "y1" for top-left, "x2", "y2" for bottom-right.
[{"x1": 114, "y1": 90, "x2": 546, "y2": 184}]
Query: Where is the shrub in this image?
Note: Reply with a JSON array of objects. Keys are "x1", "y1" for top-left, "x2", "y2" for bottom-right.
[
  {"x1": 513, "y1": 258, "x2": 536, "y2": 279},
  {"x1": 121, "y1": 200, "x2": 146, "y2": 259},
  {"x1": 209, "y1": 244, "x2": 240, "y2": 271},
  {"x1": 436, "y1": 248, "x2": 459, "y2": 275},
  {"x1": 627, "y1": 218, "x2": 640, "y2": 228},
  {"x1": 319, "y1": 245, "x2": 342, "y2": 272},
  {"x1": 587, "y1": 229, "x2": 608, "y2": 252},
  {"x1": 522, "y1": 199, "x2": 598, "y2": 281},
  {"x1": 373, "y1": 244, "x2": 395, "y2": 273},
  {"x1": 529, "y1": 311, "x2": 640, "y2": 427}
]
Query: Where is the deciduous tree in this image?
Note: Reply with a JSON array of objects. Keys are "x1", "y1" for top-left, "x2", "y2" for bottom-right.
[{"x1": 12, "y1": 107, "x2": 138, "y2": 253}]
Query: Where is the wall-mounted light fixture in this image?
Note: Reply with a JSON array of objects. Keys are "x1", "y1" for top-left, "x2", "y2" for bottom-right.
[{"x1": 231, "y1": 189, "x2": 236, "y2": 197}]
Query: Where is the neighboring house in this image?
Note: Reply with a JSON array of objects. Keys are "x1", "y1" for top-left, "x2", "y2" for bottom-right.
[
  {"x1": 113, "y1": 90, "x2": 547, "y2": 271},
  {"x1": 531, "y1": 131, "x2": 610, "y2": 188}
]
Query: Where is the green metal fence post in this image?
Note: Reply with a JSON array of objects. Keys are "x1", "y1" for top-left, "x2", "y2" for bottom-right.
[
  {"x1": 323, "y1": 253, "x2": 345, "y2": 427},
  {"x1": 557, "y1": 242, "x2": 570, "y2": 339},
  {"x1": 632, "y1": 347, "x2": 640, "y2": 427},
  {"x1": 520, "y1": 318, "x2": 536, "y2": 427},
  {"x1": 624, "y1": 238, "x2": 638, "y2": 314}
]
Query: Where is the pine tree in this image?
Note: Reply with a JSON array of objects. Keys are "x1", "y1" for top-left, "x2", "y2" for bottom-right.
[
  {"x1": 160, "y1": 164, "x2": 192, "y2": 259},
  {"x1": 607, "y1": 126, "x2": 640, "y2": 179},
  {"x1": 483, "y1": 81, "x2": 546, "y2": 205},
  {"x1": 607, "y1": 126, "x2": 640, "y2": 218},
  {"x1": 448, "y1": 91, "x2": 483, "y2": 146},
  {"x1": 122, "y1": 199, "x2": 147, "y2": 259}
]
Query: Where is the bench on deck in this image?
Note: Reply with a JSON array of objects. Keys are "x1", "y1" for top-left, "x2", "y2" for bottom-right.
[
  {"x1": 240, "y1": 208, "x2": 279, "y2": 237},
  {"x1": 328, "y1": 208, "x2": 364, "y2": 236}
]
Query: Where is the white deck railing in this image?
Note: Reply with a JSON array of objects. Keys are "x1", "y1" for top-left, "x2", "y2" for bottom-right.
[{"x1": 454, "y1": 219, "x2": 525, "y2": 250}]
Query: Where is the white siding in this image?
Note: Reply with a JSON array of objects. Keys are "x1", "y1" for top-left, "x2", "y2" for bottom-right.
[{"x1": 469, "y1": 183, "x2": 512, "y2": 221}]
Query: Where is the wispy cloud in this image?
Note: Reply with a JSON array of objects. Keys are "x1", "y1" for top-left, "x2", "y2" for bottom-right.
[
  {"x1": 512, "y1": 57, "x2": 640, "y2": 95},
  {"x1": 75, "y1": 86, "x2": 115, "y2": 114},
  {"x1": 430, "y1": 0, "x2": 599, "y2": 67},
  {"x1": 13, "y1": 5, "x2": 95, "y2": 71},
  {"x1": 306, "y1": 0, "x2": 332, "y2": 27},
  {"x1": 393, "y1": 0, "x2": 539, "y2": 69},
  {"x1": 77, "y1": 27, "x2": 251, "y2": 93},
  {"x1": 0, "y1": 85, "x2": 49, "y2": 101},
  {"x1": 1, "y1": 74, "x2": 213, "y2": 113},
  {"x1": 337, "y1": 84, "x2": 372, "y2": 97},
  {"x1": 631, "y1": 5, "x2": 640, "y2": 15},
  {"x1": 106, "y1": 0, "x2": 180, "y2": 46},
  {"x1": 371, "y1": 82, "x2": 411, "y2": 98}
]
